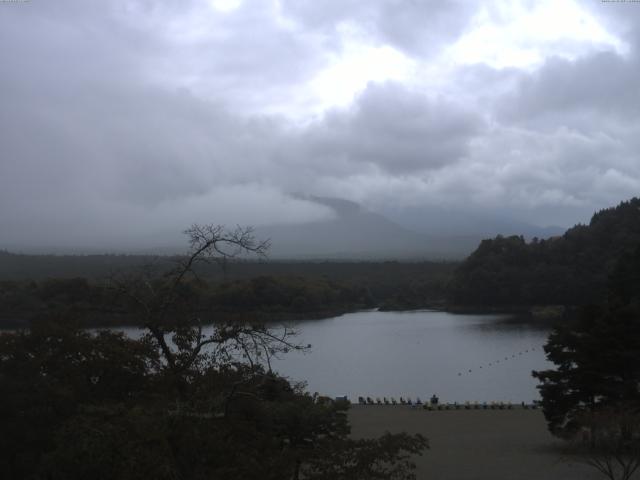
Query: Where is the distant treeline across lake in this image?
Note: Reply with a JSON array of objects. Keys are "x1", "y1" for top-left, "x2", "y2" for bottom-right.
[{"x1": 0, "y1": 256, "x2": 455, "y2": 328}]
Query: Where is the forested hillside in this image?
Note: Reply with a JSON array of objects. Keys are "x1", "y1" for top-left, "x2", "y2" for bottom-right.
[{"x1": 450, "y1": 198, "x2": 640, "y2": 307}]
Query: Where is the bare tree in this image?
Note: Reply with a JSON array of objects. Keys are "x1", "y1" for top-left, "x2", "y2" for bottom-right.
[
  {"x1": 573, "y1": 405, "x2": 640, "y2": 480},
  {"x1": 110, "y1": 224, "x2": 305, "y2": 397}
]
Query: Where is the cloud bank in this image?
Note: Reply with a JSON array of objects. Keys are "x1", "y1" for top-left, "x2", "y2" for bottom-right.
[{"x1": 1, "y1": 0, "x2": 639, "y2": 249}]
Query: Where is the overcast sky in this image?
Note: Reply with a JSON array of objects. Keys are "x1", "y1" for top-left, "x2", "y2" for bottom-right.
[{"x1": 1, "y1": 0, "x2": 640, "y2": 249}]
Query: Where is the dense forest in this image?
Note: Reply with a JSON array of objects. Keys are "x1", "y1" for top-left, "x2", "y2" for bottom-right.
[
  {"x1": 0, "y1": 275, "x2": 373, "y2": 328},
  {"x1": 0, "y1": 251, "x2": 455, "y2": 286},
  {"x1": 0, "y1": 259, "x2": 454, "y2": 328},
  {"x1": 0, "y1": 264, "x2": 453, "y2": 328},
  {"x1": 450, "y1": 198, "x2": 640, "y2": 307}
]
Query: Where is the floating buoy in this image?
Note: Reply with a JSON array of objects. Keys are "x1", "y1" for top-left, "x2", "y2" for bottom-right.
[{"x1": 454, "y1": 344, "x2": 544, "y2": 379}]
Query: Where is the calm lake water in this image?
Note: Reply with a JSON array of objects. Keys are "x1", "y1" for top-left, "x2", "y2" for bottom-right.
[
  {"x1": 110, "y1": 309, "x2": 551, "y2": 403},
  {"x1": 271, "y1": 310, "x2": 551, "y2": 403}
]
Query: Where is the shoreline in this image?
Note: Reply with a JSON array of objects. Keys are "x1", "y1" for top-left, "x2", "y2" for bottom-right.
[
  {"x1": 0, "y1": 300, "x2": 567, "y2": 330},
  {"x1": 0, "y1": 304, "x2": 560, "y2": 330}
]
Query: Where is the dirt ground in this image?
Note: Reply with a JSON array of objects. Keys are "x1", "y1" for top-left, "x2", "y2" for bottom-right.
[{"x1": 348, "y1": 405, "x2": 605, "y2": 480}]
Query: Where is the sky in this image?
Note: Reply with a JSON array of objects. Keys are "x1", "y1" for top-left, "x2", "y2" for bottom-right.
[{"x1": 1, "y1": 0, "x2": 640, "y2": 250}]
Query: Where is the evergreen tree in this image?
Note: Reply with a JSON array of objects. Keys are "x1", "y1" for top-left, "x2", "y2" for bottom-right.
[
  {"x1": 533, "y1": 246, "x2": 640, "y2": 436},
  {"x1": 451, "y1": 197, "x2": 640, "y2": 307}
]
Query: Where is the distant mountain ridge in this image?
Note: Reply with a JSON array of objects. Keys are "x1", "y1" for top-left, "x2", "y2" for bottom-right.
[
  {"x1": 387, "y1": 205, "x2": 564, "y2": 239},
  {"x1": 258, "y1": 196, "x2": 440, "y2": 259},
  {"x1": 257, "y1": 196, "x2": 562, "y2": 260},
  {"x1": 2, "y1": 195, "x2": 563, "y2": 259}
]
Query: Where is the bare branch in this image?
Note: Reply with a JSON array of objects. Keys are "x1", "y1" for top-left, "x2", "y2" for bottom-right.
[{"x1": 104, "y1": 224, "x2": 309, "y2": 401}]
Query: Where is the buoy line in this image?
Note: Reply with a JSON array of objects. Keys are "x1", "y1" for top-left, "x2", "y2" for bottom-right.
[{"x1": 456, "y1": 345, "x2": 543, "y2": 377}]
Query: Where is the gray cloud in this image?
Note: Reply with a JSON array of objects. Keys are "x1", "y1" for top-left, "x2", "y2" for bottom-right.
[
  {"x1": 286, "y1": 83, "x2": 485, "y2": 175},
  {"x1": 498, "y1": 52, "x2": 640, "y2": 124},
  {"x1": 280, "y1": 0, "x2": 479, "y2": 57},
  {"x1": 483, "y1": 41, "x2": 640, "y2": 220},
  {"x1": 0, "y1": 1, "x2": 335, "y2": 248},
  {"x1": 585, "y1": 2, "x2": 640, "y2": 47},
  {"x1": 1, "y1": 0, "x2": 640, "y2": 250}
]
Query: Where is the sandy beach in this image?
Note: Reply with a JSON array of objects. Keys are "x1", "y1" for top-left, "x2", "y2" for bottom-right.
[{"x1": 349, "y1": 405, "x2": 603, "y2": 480}]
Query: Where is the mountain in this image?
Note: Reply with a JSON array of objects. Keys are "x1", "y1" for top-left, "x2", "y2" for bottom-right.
[
  {"x1": 256, "y1": 196, "x2": 473, "y2": 259},
  {"x1": 3, "y1": 196, "x2": 564, "y2": 260},
  {"x1": 257, "y1": 196, "x2": 563, "y2": 260}
]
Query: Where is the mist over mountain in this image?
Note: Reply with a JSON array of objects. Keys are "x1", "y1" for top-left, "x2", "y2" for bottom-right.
[
  {"x1": 3, "y1": 196, "x2": 563, "y2": 259},
  {"x1": 256, "y1": 196, "x2": 563, "y2": 260},
  {"x1": 382, "y1": 205, "x2": 564, "y2": 239}
]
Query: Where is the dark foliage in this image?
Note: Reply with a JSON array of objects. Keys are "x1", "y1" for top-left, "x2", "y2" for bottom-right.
[
  {"x1": 0, "y1": 225, "x2": 428, "y2": 479},
  {"x1": 0, "y1": 264, "x2": 454, "y2": 328},
  {"x1": 0, "y1": 320, "x2": 428, "y2": 479},
  {"x1": 532, "y1": 245, "x2": 640, "y2": 436},
  {"x1": 0, "y1": 275, "x2": 376, "y2": 328},
  {"x1": 573, "y1": 406, "x2": 640, "y2": 480},
  {"x1": 0, "y1": 314, "x2": 158, "y2": 479},
  {"x1": 450, "y1": 197, "x2": 640, "y2": 306}
]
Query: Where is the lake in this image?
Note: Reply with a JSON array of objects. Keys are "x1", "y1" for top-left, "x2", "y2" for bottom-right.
[
  {"x1": 114, "y1": 309, "x2": 552, "y2": 404},
  {"x1": 271, "y1": 310, "x2": 551, "y2": 403}
]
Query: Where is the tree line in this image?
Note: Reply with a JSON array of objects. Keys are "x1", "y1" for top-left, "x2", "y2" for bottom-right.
[
  {"x1": 0, "y1": 266, "x2": 452, "y2": 329},
  {"x1": 0, "y1": 275, "x2": 374, "y2": 328},
  {"x1": 450, "y1": 198, "x2": 640, "y2": 307}
]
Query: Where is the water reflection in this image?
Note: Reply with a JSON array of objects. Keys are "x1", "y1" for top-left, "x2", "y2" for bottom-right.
[
  {"x1": 94, "y1": 309, "x2": 553, "y2": 403},
  {"x1": 271, "y1": 310, "x2": 552, "y2": 403}
]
